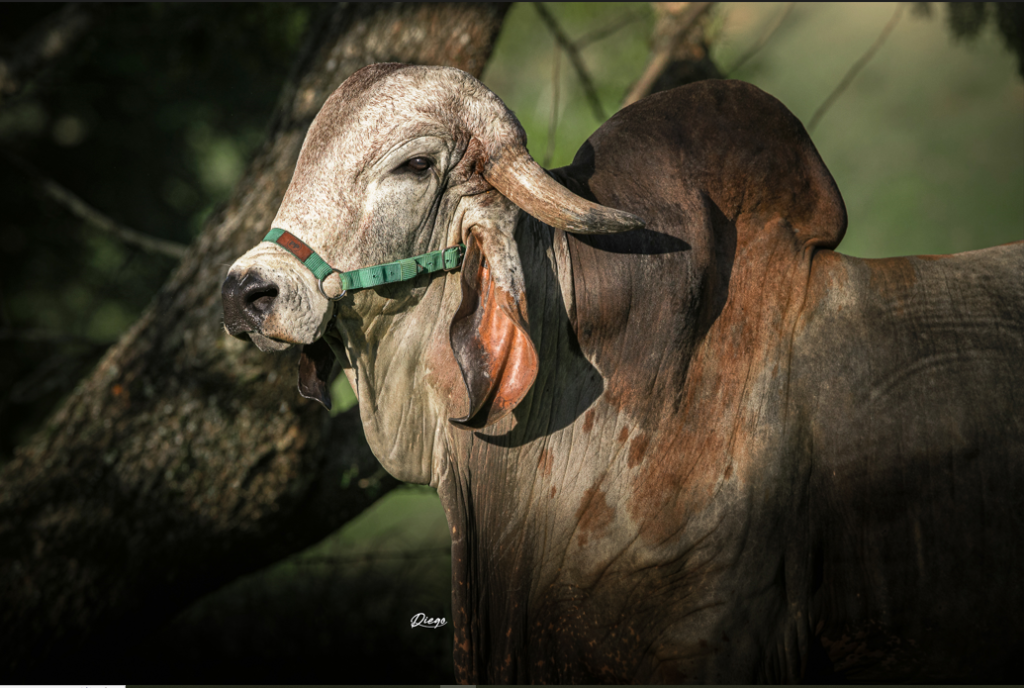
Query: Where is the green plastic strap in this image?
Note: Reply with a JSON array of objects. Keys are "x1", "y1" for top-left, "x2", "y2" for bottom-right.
[
  {"x1": 338, "y1": 245, "x2": 464, "y2": 290},
  {"x1": 262, "y1": 228, "x2": 464, "y2": 293}
]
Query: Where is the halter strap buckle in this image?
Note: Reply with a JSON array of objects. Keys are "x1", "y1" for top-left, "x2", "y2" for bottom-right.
[{"x1": 317, "y1": 269, "x2": 347, "y2": 302}]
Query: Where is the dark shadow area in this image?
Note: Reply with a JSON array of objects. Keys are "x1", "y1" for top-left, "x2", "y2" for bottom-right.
[
  {"x1": 128, "y1": 557, "x2": 454, "y2": 684},
  {"x1": 573, "y1": 227, "x2": 691, "y2": 255},
  {"x1": 550, "y1": 145, "x2": 692, "y2": 257},
  {"x1": 802, "y1": 633, "x2": 845, "y2": 685},
  {"x1": 77, "y1": 489, "x2": 455, "y2": 685},
  {"x1": 693, "y1": 196, "x2": 736, "y2": 343}
]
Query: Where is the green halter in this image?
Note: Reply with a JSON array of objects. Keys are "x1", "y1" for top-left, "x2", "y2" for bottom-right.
[{"x1": 262, "y1": 228, "x2": 465, "y2": 301}]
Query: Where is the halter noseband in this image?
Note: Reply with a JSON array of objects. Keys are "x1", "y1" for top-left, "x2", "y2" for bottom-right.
[{"x1": 262, "y1": 228, "x2": 465, "y2": 301}]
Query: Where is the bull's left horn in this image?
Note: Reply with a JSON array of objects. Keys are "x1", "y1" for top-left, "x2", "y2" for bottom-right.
[{"x1": 484, "y1": 149, "x2": 645, "y2": 235}]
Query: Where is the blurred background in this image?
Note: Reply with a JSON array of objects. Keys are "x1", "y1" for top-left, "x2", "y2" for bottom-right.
[{"x1": 1, "y1": 2, "x2": 1020, "y2": 683}]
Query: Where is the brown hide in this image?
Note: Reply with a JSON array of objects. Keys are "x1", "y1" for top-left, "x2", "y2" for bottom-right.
[
  {"x1": 447, "y1": 80, "x2": 1022, "y2": 683},
  {"x1": 556, "y1": 80, "x2": 845, "y2": 420},
  {"x1": 446, "y1": 81, "x2": 856, "y2": 683},
  {"x1": 550, "y1": 81, "x2": 847, "y2": 545},
  {"x1": 797, "y1": 247, "x2": 1024, "y2": 681}
]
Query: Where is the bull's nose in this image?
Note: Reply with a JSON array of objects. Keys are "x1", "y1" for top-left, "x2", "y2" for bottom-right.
[{"x1": 221, "y1": 270, "x2": 279, "y2": 337}]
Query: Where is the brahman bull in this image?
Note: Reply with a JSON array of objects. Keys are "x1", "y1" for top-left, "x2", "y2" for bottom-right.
[{"x1": 221, "y1": 63, "x2": 1023, "y2": 683}]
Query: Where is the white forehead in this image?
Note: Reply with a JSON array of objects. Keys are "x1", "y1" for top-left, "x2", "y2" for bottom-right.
[
  {"x1": 297, "y1": 66, "x2": 520, "y2": 174},
  {"x1": 271, "y1": 65, "x2": 523, "y2": 246}
]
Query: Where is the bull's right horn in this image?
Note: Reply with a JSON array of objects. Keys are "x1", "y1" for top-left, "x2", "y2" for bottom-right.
[{"x1": 484, "y1": 149, "x2": 645, "y2": 235}]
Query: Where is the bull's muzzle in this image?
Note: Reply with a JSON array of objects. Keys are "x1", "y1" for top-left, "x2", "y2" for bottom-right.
[{"x1": 221, "y1": 270, "x2": 279, "y2": 339}]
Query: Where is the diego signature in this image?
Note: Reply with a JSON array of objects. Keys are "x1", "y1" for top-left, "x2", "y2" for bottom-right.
[{"x1": 411, "y1": 612, "x2": 447, "y2": 629}]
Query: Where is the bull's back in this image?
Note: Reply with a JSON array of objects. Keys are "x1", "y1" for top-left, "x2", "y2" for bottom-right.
[{"x1": 796, "y1": 242, "x2": 1023, "y2": 682}]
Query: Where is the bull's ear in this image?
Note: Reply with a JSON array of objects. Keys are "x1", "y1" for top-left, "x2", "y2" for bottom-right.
[{"x1": 449, "y1": 228, "x2": 538, "y2": 429}]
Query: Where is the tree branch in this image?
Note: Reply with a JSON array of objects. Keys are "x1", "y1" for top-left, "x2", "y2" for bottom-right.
[
  {"x1": 0, "y1": 4, "x2": 94, "y2": 103},
  {"x1": 543, "y1": 44, "x2": 562, "y2": 168},
  {"x1": 0, "y1": 328, "x2": 109, "y2": 345},
  {"x1": 575, "y1": 11, "x2": 646, "y2": 49},
  {"x1": 622, "y1": 1, "x2": 715, "y2": 108},
  {"x1": 533, "y1": 2, "x2": 607, "y2": 122},
  {"x1": 807, "y1": 3, "x2": 904, "y2": 132},
  {"x1": 38, "y1": 174, "x2": 190, "y2": 260},
  {"x1": 1, "y1": 149, "x2": 189, "y2": 260},
  {"x1": 727, "y1": 2, "x2": 794, "y2": 76},
  {"x1": 295, "y1": 546, "x2": 453, "y2": 566}
]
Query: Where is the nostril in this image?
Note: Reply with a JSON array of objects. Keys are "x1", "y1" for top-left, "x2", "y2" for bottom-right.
[
  {"x1": 246, "y1": 287, "x2": 279, "y2": 315},
  {"x1": 222, "y1": 271, "x2": 279, "y2": 335}
]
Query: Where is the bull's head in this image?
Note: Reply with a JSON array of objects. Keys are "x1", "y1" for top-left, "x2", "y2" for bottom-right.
[{"x1": 221, "y1": 63, "x2": 641, "y2": 482}]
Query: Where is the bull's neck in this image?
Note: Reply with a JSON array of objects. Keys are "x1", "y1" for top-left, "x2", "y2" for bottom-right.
[
  {"x1": 437, "y1": 213, "x2": 821, "y2": 683},
  {"x1": 436, "y1": 215, "x2": 620, "y2": 682}
]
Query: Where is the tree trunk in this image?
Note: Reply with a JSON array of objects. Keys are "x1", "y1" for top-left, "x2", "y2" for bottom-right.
[{"x1": 0, "y1": 2, "x2": 509, "y2": 678}]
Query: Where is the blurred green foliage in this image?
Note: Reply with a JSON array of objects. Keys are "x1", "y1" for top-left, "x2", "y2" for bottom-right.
[
  {"x1": 484, "y1": 2, "x2": 657, "y2": 167},
  {"x1": 713, "y1": 3, "x2": 1022, "y2": 258}
]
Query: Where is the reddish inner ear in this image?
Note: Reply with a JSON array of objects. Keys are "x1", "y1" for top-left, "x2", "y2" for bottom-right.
[{"x1": 449, "y1": 234, "x2": 538, "y2": 429}]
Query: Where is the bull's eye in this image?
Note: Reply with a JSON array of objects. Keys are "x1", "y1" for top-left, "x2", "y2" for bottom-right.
[{"x1": 405, "y1": 156, "x2": 432, "y2": 173}]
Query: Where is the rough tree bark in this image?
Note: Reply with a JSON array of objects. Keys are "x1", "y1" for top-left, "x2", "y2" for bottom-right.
[{"x1": 0, "y1": 3, "x2": 509, "y2": 679}]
